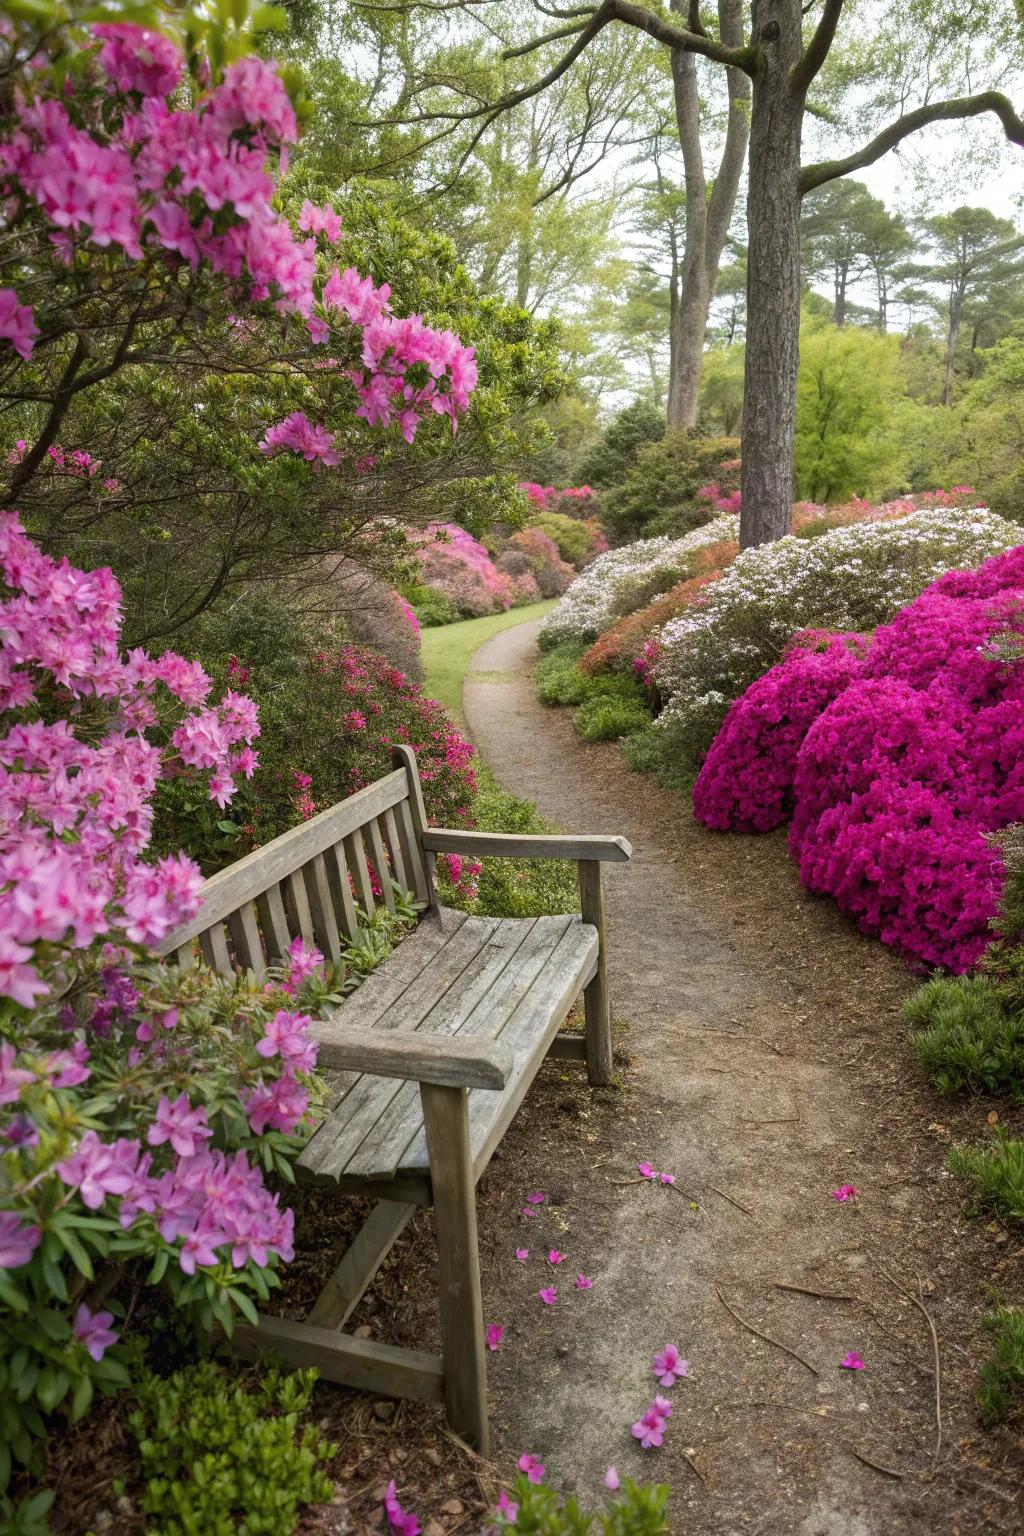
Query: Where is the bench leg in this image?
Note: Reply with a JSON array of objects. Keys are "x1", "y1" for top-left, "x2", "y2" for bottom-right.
[
  {"x1": 420, "y1": 1082, "x2": 489, "y2": 1455},
  {"x1": 579, "y1": 859, "x2": 613, "y2": 1086}
]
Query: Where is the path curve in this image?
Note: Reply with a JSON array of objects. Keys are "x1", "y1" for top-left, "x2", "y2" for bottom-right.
[{"x1": 462, "y1": 618, "x2": 1021, "y2": 1536}]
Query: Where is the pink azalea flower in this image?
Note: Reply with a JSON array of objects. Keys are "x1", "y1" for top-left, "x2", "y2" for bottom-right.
[
  {"x1": 652, "y1": 1343, "x2": 687, "y2": 1386},
  {"x1": 631, "y1": 1405, "x2": 667, "y2": 1449},
  {"x1": 538, "y1": 1287, "x2": 557, "y2": 1306},
  {"x1": 486, "y1": 1324, "x2": 504, "y2": 1352},
  {"x1": 518, "y1": 1452, "x2": 545, "y2": 1484},
  {"x1": 496, "y1": 1489, "x2": 519, "y2": 1522},
  {"x1": 652, "y1": 1394, "x2": 673, "y2": 1419},
  {"x1": 604, "y1": 1466, "x2": 620, "y2": 1490},
  {"x1": 73, "y1": 1303, "x2": 118, "y2": 1362},
  {"x1": 840, "y1": 1351, "x2": 866, "y2": 1370},
  {"x1": 575, "y1": 1274, "x2": 593, "y2": 1290},
  {"x1": 831, "y1": 1183, "x2": 858, "y2": 1202},
  {"x1": 525, "y1": 1190, "x2": 545, "y2": 1205},
  {"x1": 515, "y1": 1247, "x2": 529, "y2": 1262},
  {"x1": 637, "y1": 1162, "x2": 657, "y2": 1180},
  {"x1": 660, "y1": 1172, "x2": 676, "y2": 1186},
  {"x1": 383, "y1": 1480, "x2": 420, "y2": 1536},
  {"x1": 547, "y1": 1249, "x2": 566, "y2": 1265}
]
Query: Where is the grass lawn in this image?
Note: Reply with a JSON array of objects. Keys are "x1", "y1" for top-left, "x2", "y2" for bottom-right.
[{"x1": 419, "y1": 598, "x2": 556, "y2": 721}]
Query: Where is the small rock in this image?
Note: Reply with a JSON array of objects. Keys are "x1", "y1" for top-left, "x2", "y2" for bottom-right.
[
  {"x1": 423, "y1": 1448, "x2": 443, "y2": 1468},
  {"x1": 441, "y1": 1499, "x2": 465, "y2": 1516},
  {"x1": 556, "y1": 1344, "x2": 570, "y2": 1357},
  {"x1": 424, "y1": 1522, "x2": 445, "y2": 1536},
  {"x1": 354, "y1": 1324, "x2": 373, "y2": 1339},
  {"x1": 372, "y1": 1400, "x2": 396, "y2": 1422}
]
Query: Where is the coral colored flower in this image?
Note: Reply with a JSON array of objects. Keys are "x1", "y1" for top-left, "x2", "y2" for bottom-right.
[
  {"x1": 515, "y1": 1247, "x2": 529, "y2": 1262},
  {"x1": 652, "y1": 1344, "x2": 687, "y2": 1387},
  {"x1": 575, "y1": 1274, "x2": 593, "y2": 1289},
  {"x1": 538, "y1": 1287, "x2": 557, "y2": 1306},
  {"x1": 547, "y1": 1249, "x2": 566, "y2": 1265},
  {"x1": 486, "y1": 1324, "x2": 504, "y2": 1351},
  {"x1": 518, "y1": 1453, "x2": 545, "y2": 1484},
  {"x1": 604, "y1": 1466, "x2": 620, "y2": 1490},
  {"x1": 637, "y1": 1162, "x2": 657, "y2": 1180},
  {"x1": 840, "y1": 1351, "x2": 866, "y2": 1370},
  {"x1": 831, "y1": 1184, "x2": 858, "y2": 1202}
]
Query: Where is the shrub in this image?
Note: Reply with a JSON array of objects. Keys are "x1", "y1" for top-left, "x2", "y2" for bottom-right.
[
  {"x1": 949, "y1": 1131, "x2": 1024, "y2": 1223},
  {"x1": 603, "y1": 434, "x2": 740, "y2": 543},
  {"x1": 579, "y1": 541, "x2": 738, "y2": 677},
  {"x1": 507, "y1": 527, "x2": 575, "y2": 597},
  {"x1": 413, "y1": 523, "x2": 516, "y2": 617},
  {"x1": 325, "y1": 561, "x2": 422, "y2": 681},
  {"x1": 540, "y1": 516, "x2": 739, "y2": 650},
  {"x1": 574, "y1": 693, "x2": 652, "y2": 742},
  {"x1": 694, "y1": 539, "x2": 1024, "y2": 970},
  {"x1": 657, "y1": 507, "x2": 1020, "y2": 774},
  {"x1": 978, "y1": 1307, "x2": 1024, "y2": 1424},
  {"x1": 461, "y1": 770, "x2": 579, "y2": 919},
  {"x1": 537, "y1": 642, "x2": 595, "y2": 706},
  {"x1": 530, "y1": 510, "x2": 607, "y2": 568},
  {"x1": 905, "y1": 971, "x2": 1024, "y2": 1097},
  {"x1": 495, "y1": 1470, "x2": 669, "y2": 1534},
  {"x1": 407, "y1": 584, "x2": 459, "y2": 628},
  {"x1": 574, "y1": 397, "x2": 666, "y2": 490},
  {"x1": 129, "y1": 1362, "x2": 334, "y2": 1535}
]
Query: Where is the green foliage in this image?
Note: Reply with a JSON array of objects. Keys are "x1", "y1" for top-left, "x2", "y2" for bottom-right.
[
  {"x1": 575, "y1": 398, "x2": 666, "y2": 490},
  {"x1": 574, "y1": 693, "x2": 652, "y2": 742},
  {"x1": 905, "y1": 972, "x2": 1024, "y2": 1098},
  {"x1": 459, "y1": 768, "x2": 579, "y2": 919},
  {"x1": 949, "y1": 1132, "x2": 1024, "y2": 1223},
  {"x1": 129, "y1": 1362, "x2": 334, "y2": 1536},
  {"x1": 603, "y1": 434, "x2": 740, "y2": 543},
  {"x1": 495, "y1": 1470, "x2": 668, "y2": 1534},
  {"x1": 620, "y1": 718, "x2": 697, "y2": 793},
  {"x1": 697, "y1": 346, "x2": 745, "y2": 435},
  {"x1": 531, "y1": 511, "x2": 598, "y2": 567},
  {"x1": 794, "y1": 322, "x2": 909, "y2": 502},
  {"x1": 409, "y1": 584, "x2": 460, "y2": 628},
  {"x1": 537, "y1": 643, "x2": 594, "y2": 706},
  {"x1": 978, "y1": 1307, "x2": 1024, "y2": 1424},
  {"x1": 923, "y1": 333, "x2": 1024, "y2": 522},
  {"x1": 0, "y1": 1489, "x2": 54, "y2": 1536}
]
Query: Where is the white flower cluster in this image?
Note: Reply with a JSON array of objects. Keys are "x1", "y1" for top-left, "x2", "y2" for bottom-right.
[
  {"x1": 653, "y1": 507, "x2": 1021, "y2": 758},
  {"x1": 539, "y1": 516, "x2": 739, "y2": 647}
]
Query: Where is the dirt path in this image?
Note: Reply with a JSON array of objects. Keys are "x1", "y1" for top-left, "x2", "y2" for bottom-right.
[{"x1": 463, "y1": 620, "x2": 1024, "y2": 1535}]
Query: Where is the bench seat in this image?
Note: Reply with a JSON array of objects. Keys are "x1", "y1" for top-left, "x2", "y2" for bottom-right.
[{"x1": 299, "y1": 909, "x2": 599, "y2": 1199}]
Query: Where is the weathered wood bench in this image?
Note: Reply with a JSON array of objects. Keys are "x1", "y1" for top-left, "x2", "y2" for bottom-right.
[{"x1": 157, "y1": 746, "x2": 630, "y2": 1453}]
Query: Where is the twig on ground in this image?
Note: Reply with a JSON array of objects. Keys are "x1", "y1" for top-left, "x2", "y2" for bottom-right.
[
  {"x1": 680, "y1": 1448, "x2": 706, "y2": 1484},
  {"x1": 714, "y1": 1285, "x2": 820, "y2": 1376},
  {"x1": 879, "y1": 1265, "x2": 942, "y2": 1457},
  {"x1": 711, "y1": 1185, "x2": 755, "y2": 1217},
  {"x1": 850, "y1": 1448, "x2": 905, "y2": 1479},
  {"x1": 606, "y1": 1177, "x2": 649, "y2": 1186},
  {"x1": 739, "y1": 1113, "x2": 800, "y2": 1127},
  {"x1": 667, "y1": 1183, "x2": 709, "y2": 1214},
  {"x1": 774, "y1": 1281, "x2": 858, "y2": 1302}
]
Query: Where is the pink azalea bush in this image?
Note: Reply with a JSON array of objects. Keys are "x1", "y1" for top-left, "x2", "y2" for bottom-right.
[
  {"x1": 412, "y1": 523, "x2": 520, "y2": 617},
  {"x1": 693, "y1": 543, "x2": 1024, "y2": 970}
]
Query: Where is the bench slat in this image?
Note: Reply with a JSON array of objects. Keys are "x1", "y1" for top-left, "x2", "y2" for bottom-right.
[
  {"x1": 343, "y1": 918, "x2": 543, "y2": 1181},
  {"x1": 255, "y1": 883, "x2": 292, "y2": 964},
  {"x1": 343, "y1": 829, "x2": 375, "y2": 918},
  {"x1": 283, "y1": 868, "x2": 315, "y2": 946},
  {"x1": 366, "y1": 817, "x2": 395, "y2": 914},
  {"x1": 156, "y1": 768, "x2": 409, "y2": 953},
  {"x1": 383, "y1": 807, "x2": 409, "y2": 893},
  {"x1": 301, "y1": 916, "x2": 502, "y2": 1180},
  {"x1": 228, "y1": 901, "x2": 266, "y2": 978},
  {"x1": 199, "y1": 922, "x2": 232, "y2": 975},
  {"x1": 328, "y1": 842, "x2": 361, "y2": 941},
  {"x1": 305, "y1": 853, "x2": 342, "y2": 964},
  {"x1": 393, "y1": 798, "x2": 429, "y2": 905}
]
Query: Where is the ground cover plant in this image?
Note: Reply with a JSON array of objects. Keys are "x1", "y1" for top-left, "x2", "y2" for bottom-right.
[{"x1": 692, "y1": 540, "x2": 1024, "y2": 971}]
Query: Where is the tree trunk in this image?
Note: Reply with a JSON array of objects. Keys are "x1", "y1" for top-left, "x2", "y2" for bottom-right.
[
  {"x1": 943, "y1": 283, "x2": 964, "y2": 406},
  {"x1": 666, "y1": 0, "x2": 750, "y2": 432},
  {"x1": 740, "y1": 0, "x2": 805, "y2": 548},
  {"x1": 834, "y1": 261, "x2": 847, "y2": 326}
]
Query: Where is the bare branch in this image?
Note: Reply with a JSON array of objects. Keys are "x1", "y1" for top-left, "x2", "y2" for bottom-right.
[
  {"x1": 504, "y1": 15, "x2": 593, "y2": 60},
  {"x1": 800, "y1": 91, "x2": 1024, "y2": 195},
  {"x1": 790, "y1": 0, "x2": 844, "y2": 96}
]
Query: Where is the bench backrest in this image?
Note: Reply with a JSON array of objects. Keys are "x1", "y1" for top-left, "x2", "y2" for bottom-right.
[{"x1": 156, "y1": 746, "x2": 436, "y2": 979}]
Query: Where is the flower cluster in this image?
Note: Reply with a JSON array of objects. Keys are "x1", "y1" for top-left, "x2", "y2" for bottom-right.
[
  {"x1": 694, "y1": 542, "x2": 1024, "y2": 970},
  {"x1": 519, "y1": 482, "x2": 597, "y2": 512},
  {"x1": 654, "y1": 507, "x2": 1019, "y2": 769},
  {"x1": 0, "y1": 514, "x2": 260, "y2": 1006},
  {"x1": 500, "y1": 527, "x2": 574, "y2": 599},
  {"x1": 413, "y1": 523, "x2": 519, "y2": 618},
  {"x1": 540, "y1": 516, "x2": 740, "y2": 648}
]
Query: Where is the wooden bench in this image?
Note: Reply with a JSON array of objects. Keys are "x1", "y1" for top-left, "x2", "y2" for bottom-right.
[{"x1": 157, "y1": 746, "x2": 631, "y2": 1453}]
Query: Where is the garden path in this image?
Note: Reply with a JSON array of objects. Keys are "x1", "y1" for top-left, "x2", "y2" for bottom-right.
[{"x1": 463, "y1": 619, "x2": 1023, "y2": 1535}]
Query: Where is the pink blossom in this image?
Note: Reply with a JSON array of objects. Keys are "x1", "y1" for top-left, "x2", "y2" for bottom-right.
[
  {"x1": 660, "y1": 1172, "x2": 676, "y2": 1186},
  {"x1": 515, "y1": 1248, "x2": 529, "y2": 1262},
  {"x1": 56, "y1": 1131, "x2": 142, "y2": 1210},
  {"x1": 525, "y1": 1190, "x2": 545, "y2": 1205},
  {"x1": 517, "y1": 1453, "x2": 545, "y2": 1484},
  {"x1": 486, "y1": 1324, "x2": 504, "y2": 1352},
  {"x1": 0, "y1": 1042, "x2": 34, "y2": 1105},
  {"x1": 831, "y1": 1184, "x2": 858, "y2": 1202},
  {"x1": 538, "y1": 1287, "x2": 557, "y2": 1306},
  {"x1": 73, "y1": 1303, "x2": 118, "y2": 1361},
  {"x1": 638, "y1": 1162, "x2": 657, "y2": 1180},
  {"x1": 496, "y1": 1490, "x2": 519, "y2": 1522},
  {"x1": 147, "y1": 1094, "x2": 212, "y2": 1158},
  {"x1": 575, "y1": 1274, "x2": 593, "y2": 1290},
  {"x1": 383, "y1": 1480, "x2": 420, "y2": 1536},
  {"x1": 652, "y1": 1344, "x2": 687, "y2": 1386},
  {"x1": 94, "y1": 24, "x2": 183, "y2": 98},
  {"x1": 631, "y1": 1405, "x2": 667, "y2": 1450},
  {"x1": 604, "y1": 1467, "x2": 620, "y2": 1490},
  {"x1": 298, "y1": 199, "x2": 343, "y2": 243},
  {"x1": 0, "y1": 1210, "x2": 41, "y2": 1268},
  {"x1": 840, "y1": 1351, "x2": 866, "y2": 1370},
  {"x1": 547, "y1": 1249, "x2": 566, "y2": 1265},
  {"x1": 0, "y1": 288, "x2": 38, "y2": 361}
]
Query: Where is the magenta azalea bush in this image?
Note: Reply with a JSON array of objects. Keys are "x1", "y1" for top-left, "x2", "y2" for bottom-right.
[
  {"x1": 412, "y1": 523, "x2": 526, "y2": 617},
  {"x1": 693, "y1": 544, "x2": 1024, "y2": 970}
]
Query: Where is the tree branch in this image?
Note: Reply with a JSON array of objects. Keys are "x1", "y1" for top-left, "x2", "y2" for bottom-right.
[
  {"x1": 790, "y1": 0, "x2": 844, "y2": 97},
  {"x1": 504, "y1": 15, "x2": 594, "y2": 60},
  {"x1": 800, "y1": 91, "x2": 1024, "y2": 194}
]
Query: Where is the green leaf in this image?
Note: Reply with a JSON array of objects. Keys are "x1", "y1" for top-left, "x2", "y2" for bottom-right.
[
  {"x1": 70, "y1": 1374, "x2": 94, "y2": 1423},
  {"x1": 226, "y1": 1286, "x2": 259, "y2": 1326}
]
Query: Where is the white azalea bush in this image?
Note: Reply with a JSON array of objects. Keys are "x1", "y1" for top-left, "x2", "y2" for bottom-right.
[
  {"x1": 651, "y1": 508, "x2": 1022, "y2": 768},
  {"x1": 538, "y1": 516, "x2": 739, "y2": 649}
]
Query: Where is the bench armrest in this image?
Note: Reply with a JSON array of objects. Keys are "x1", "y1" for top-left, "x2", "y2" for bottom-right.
[
  {"x1": 421, "y1": 829, "x2": 632, "y2": 863},
  {"x1": 311, "y1": 1022, "x2": 513, "y2": 1090}
]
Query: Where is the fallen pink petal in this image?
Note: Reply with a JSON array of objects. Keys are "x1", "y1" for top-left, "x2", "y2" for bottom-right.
[
  {"x1": 604, "y1": 1466, "x2": 620, "y2": 1490},
  {"x1": 518, "y1": 1452, "x2": 545, "y2": 1484},
  {"x1": 831, "y1": 1183, "x2": 859, "y2": 1202},
  {"x1": 575, "y1": 1273, "x2": 594, "y2": 1289},
  {"x1": 526, "y1": 1191, "x2": 546, "y2": 1205},
  {"x1": 652, "y1": 1393, "x2": 674, "y2": 1419},
  {"x1": 631, "y1": 1406, "x2": 667, "y2": 1449},
  {"x1": 538, "y1": 1286, "x2": 558, "y2": 1305},
  {"x1": 652, "y1": 1343, "x2": 687, "y2": 1386},
  {"x1": 547, "y1": 1248, "x2": 566, "y2": 1265},
  {"x1": 637, "y1": 1161, "x2": 657, "y2": 1180},
  {"x1": 659, "y1": 1171, "x2": 676, "y2": 1185},
  {"x1": 496, "y1": 1490, "x2": 519, "y2": 1522},
  {"x1": 515, "y1": 1247, "x2": 529, "y2": 1262},
  {"x1": 840, "y1": 1350, "x2": 866, "y2": 1370},
  {"x1": 485, "y1": 1324, "x2": 504, "y2": 1352}
]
